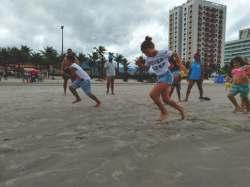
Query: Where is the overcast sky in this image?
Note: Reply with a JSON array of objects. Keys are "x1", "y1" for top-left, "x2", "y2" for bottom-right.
[{"x1": 0, "y1": 0, "x2": 249, "y2": 60}]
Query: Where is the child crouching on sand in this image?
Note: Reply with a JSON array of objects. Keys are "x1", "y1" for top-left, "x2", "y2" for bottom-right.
[
  {"x1": 64, "y1": 63, "x2": 101, "y2": 107},
  {"x1": 136, "y1": 36, "x2": 185, "y2": 122},
  {"x1": 227, "y1": 57, "x2": 249, "y2": 113}
]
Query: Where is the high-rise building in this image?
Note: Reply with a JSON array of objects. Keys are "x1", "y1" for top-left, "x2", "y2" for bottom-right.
[
  {"x1": 169, "y1": 0, "x2": 226, "y2": 66},
  {"x1": 224, "y1": 28, "x2": 250, "y2": 64},
  {"x1": 169, "y1": 6, "x2": 183, "y2": 55}
]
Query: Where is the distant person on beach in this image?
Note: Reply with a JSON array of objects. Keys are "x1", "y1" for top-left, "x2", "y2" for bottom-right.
[
  {"x1": 61, "y1": 49, "x2": 80, "y2": 95},
  {"x1": 104, "y1": 52, "x2": 116, "y2": 95},
  {"x1": 0, "y1": 67, "x2": 4, "y2": 81},
  {"x1": 226, "y1": 57, "x2": 249, "y2": 113},
  {"x1": 3, "y1": 66, "x2": 8, "y2": 80},
  {"x1": 64, "y1": 63, "x2": 101, "y2": 107},
  {"x1": 136, "y1": 36, "x2": 185, "y2": 122},
  {"x1": 184, "y1": 52, "x2": 209, "y2": 102},
  {"x1": 169, "y1": 53, "x2": 187, "y2": 102}
]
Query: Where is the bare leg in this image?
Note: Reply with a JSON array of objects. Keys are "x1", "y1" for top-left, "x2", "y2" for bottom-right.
[
  {"x1": 169, "y1": 85, "x2": 175, "y2": 98},
  {"x1": 63, "y1": 78, "x2": 68, "y2": 96},
  {"x1": 111, "y1": 77, "x2": 115, "y2": 95},
  {"x1": 149, "y1": 84, "x2": 168, "y2": 121},
  {"x1": 241, "y1": 97, "x2": 250, "y2": 113},
  {"x1": 106, "y1": 77, "x2": 110, "y2": 95},
  {"x1": 69, "y1": 86, "x2": 81, "y2": 104},
  {"x1": 162, "y1": 86, "x2": 185, "y2": 120},
  {"x1": 196, "y1": 80, "x2": 204, "y2": 99},
  {"x1": 176, "y1": 83, "x2": 181, "y2": 102},
  {"x1": 88, "y1": 93, "x2": 101, "y2": 107},
  {"x1": 227, "y1": 94, "x2": 242, "y2": 112},
  {"x1": 184, "y1": 80, "x2": 194, "y2": 102}
]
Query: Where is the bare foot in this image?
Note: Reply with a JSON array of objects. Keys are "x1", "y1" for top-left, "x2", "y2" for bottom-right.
[
  {"x1": 180, "y1": 110, "x2": 186, "y2": 120},
  {"x1": 233, "y1": 107, "x2": 243, "y2": 113},
  {"x1": 72, "y1": 98, "x2": 81, "y2": 104},
  {"x1": 157, "y1": 113, "x2": 168, "y2": 122},
  {"x1": 94, "y1": 102, "x2": 101, "y2": 107}
]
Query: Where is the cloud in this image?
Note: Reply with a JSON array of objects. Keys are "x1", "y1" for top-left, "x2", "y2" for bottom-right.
[{"x1": 0, "y1": 0, "x2": 249, "y2": 61}]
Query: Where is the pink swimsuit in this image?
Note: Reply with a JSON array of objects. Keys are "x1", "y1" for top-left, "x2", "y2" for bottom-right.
[{"x1": 232, "y1": 67, "x2": 247, "y2": 78}]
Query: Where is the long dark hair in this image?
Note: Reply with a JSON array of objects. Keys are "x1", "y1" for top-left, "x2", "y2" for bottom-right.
[
  {"x1": 228, "y1": 56, "x2": 247, "y2": 77},
  {"x1": 141, "y1": 36, "x2": 155, "y2": 51}
]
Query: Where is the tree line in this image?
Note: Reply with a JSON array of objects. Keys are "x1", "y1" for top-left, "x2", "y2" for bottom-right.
[{"x1": 0, "y1": 45, "x2": 130, "y2": 78}]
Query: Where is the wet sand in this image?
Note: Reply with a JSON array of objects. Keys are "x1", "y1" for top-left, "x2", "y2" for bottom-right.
[{"x1": 0, "y1": 83, "x2": 250, "y2": 187}]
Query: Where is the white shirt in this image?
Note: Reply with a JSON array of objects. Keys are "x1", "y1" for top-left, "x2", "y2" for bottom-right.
[
  {"x1": 104, "y1": 62, "x2": 116, "y2": 77},
  {"x1": 70, "y1": 63, "x2": 91, "y2": 81},
  {"x1": 145, "y1": 50, "x2": 173, "y2": 76}
]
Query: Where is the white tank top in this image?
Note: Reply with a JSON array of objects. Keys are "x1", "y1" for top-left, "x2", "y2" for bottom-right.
[{"x1": 70, "y1": 63, "x2": 90, "y2": 81}]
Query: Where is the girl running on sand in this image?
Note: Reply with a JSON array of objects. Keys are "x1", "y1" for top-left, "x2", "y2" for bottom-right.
[
  {"x1": 136, "y1": 36, "x2": 185, "y2": 122},
  {"x1": 64, "y1": 63, "x2": 101, "y2": 107},
  {"x1": 226, "y1": 57, "x2": 249, "y2": 113}
]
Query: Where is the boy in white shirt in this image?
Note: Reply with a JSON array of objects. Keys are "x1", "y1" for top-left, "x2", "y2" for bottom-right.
[
  {"x1": 104, "y1": 53, "x2": 116, "y2": 95},
  {"x1": 65, "y1": 63, "x2": 101, "y2": 107}
]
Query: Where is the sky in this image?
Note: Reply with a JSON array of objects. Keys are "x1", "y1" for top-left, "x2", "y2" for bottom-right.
[{"x1": 0, "y1": 0, "x2": 250, "y2": 61}]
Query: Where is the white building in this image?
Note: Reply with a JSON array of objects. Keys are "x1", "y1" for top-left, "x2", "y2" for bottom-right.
[
  {"x1": 169, "y1": 6, "x2": 183, "y2": 55},
  {"x1": 169, "y1": 0, "x2": 226, "y2": 66},
  {"x1": 224, "y1": 28, "x2": 250, "y2": 64}
]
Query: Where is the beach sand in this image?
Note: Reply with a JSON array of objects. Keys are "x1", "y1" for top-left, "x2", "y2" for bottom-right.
[{"x1": 0, "y1": 83, "x2": 250, "y2": 187}]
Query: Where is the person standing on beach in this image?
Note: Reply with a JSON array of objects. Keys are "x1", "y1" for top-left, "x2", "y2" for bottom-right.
[
  {"x1": 104, "y1": 52, "x2": 116, "y2": 95},
  {"x1": 64, "y1": 63, "x2": 101, "y2": 107},
  {"x1": 136, "y1": 36, "x2": 185, "y2": 122},
  {"x1": 169, "y1": 53, "x2": 187, "y2": 102},
  {"x1": 61, "y1": 49, "x2": 80, "y2": 95},
  {"x1": 184, "y1": 52, "x2": 208, "y2": 102}
]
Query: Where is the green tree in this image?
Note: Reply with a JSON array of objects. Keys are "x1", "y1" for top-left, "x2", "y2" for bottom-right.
[
  {"x1": 94, "y1": 46, "x2": 106, "y2": 78},
  {"x1": 31, "y1": 52, "x2": 43, "y2": 67},
  {"x1": 121, "y1": 57, "x2": 130, "y2": 81},
  {"x1": 40, "y1": 46, "x2": 59, "y2": 77},
  {"x1": 77, "y1": 52, "x2": 89, "y2": 64},
  {"x1": 88, "y1": 51, "x2": 99, "y2": 77},
  {"x1": 114, "y1": 53, "x2": 124, "y2": 76},
  {"x1": 19, "y1": 45, "x2": 31, "y2": 64}
]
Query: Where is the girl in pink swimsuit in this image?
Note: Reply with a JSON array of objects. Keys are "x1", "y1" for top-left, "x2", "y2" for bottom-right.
[{"x1": 227, "y1": 57, "x2": 249, "y2": 113}]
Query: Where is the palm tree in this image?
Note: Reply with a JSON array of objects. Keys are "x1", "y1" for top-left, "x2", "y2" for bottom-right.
[
  {"x1": 9, "y1": 47, "x2": 21, "y2": 64},
  {"x1": 114, "y1": 53, "x2": 124, "y2": 76},
  {"x1": 19, "y1": 45, "x2": 31, "y2": 64},
  {"x1": 77, "y1": 52, "x2": 89, "y2": 64},
  {"x1": 0, "y1": 48, "x2": 9, "y2": 65},
  {"x1": 40, "y1": 46, "x2": 59, "y2": 78},
  {"x1": 122, "y1": 57, "x2": 130, "y2": 81},
  {"x1": 31, "y1": 52, "x2": 43, "y2": 67},
  {"x1": 94, "y1": 46, "x2": 106, "y2": 78},
  {"x1": 88, "y1": 51, "x2": 99, "y2": 77}
]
